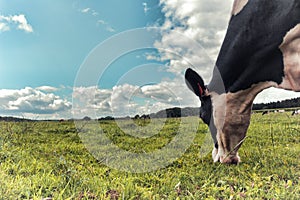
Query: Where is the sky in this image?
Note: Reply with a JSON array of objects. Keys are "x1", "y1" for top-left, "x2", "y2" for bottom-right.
[{"x1": 1, "y1": 0, "x2": 300, "y2": 119}]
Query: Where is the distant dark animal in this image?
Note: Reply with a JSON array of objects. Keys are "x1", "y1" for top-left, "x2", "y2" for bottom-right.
[
  {"x1": 292, "y1": 110, "x2": 300, "y2": 115},
  {"x1": 141, "y1": 114, "x2": 151, "y2": 120},
  {"x1": 262, "y1": 111, "x2": 269, "y2": 115},
  {"x1": 185, "y1": 0, "x2": 300, "y2": 164}
]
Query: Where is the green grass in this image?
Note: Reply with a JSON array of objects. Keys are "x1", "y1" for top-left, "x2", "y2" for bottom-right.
[{"x1": 0, "y1": 114, "x2": 299, "y2": 199}]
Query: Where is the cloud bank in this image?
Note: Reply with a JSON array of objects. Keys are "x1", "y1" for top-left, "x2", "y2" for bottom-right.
[
  {"x1": 0, "y1": 87, "x2": 71, "y2": 118},
  {"x1": 72, "y1": 81, "x2": 199, "y2": 119},
  {"x1": 0, "y1": 14, "x2": 33, "y2": 33},
  {"x1": 154, "y1": 0, "x2": 233, "y2": 81}
]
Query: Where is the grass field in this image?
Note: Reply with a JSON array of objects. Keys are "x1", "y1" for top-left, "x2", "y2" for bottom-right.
[{"x1": 0, "y1": 113, "x2": 299, "y2": 199}]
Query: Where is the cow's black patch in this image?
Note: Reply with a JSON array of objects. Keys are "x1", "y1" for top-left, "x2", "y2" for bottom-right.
[
  {"x1": 211, "y1": 0, "x2": 300, "y2": 93},
  {"x1": 214, "y1": 142, "x2": 218, "y2": 149}
]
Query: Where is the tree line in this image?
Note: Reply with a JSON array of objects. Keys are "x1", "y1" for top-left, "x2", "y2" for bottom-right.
[
  {"x1": 252, "y1": 97, "x2": 300, "y2": 110},
  {"x1": 2, "y1": 97, "x2": 300, "y2": 122}
]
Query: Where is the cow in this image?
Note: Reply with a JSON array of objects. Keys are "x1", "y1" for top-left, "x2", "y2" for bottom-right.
[
  {"x1": 185, "y1": 0, "x2": 300, "y2": 164},
  {"x1": 262, "y1": 111, "x2": 269, "y2": 115},
  {"x1": 292, "y1": 109, "x2": 300, "y2": 115}
]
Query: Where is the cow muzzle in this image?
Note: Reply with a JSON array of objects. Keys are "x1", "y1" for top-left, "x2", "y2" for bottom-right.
[
  {"x1": 220, "y1": 154, "x2": 240, "y2": 165},
  {"x1": 212, "y1": 148, "x2": 241, "y2": 165}
]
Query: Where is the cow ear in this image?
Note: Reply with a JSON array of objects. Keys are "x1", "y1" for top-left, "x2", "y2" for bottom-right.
[{"x1": 185, "y1": 68, "x2": 207, "y2": 97}]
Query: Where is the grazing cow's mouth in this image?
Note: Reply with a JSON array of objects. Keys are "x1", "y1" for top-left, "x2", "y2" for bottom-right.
[
  {"x1": 215, "y1": 144, "x2": 242, "y2": 164},
  {"x1": 212, "y1": 147, "x2": 241, "y2": 165},
  {"x1": 221, "y1": 155, "x2": 240, "y2": 165}
]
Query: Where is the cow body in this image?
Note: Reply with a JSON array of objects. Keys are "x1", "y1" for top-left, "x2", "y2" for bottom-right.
[{"x1": 185, "y1": 0, "x2": 300, "y2": 164}]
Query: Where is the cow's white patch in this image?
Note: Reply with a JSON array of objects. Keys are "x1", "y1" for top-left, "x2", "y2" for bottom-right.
[
  {"x1": 279, "y1": 24, "x2": 300, "y2": 91},
  {"x1": 231, "y1": 0, "x2": 249, "y2": 16},
  {"x1": 212, "y1": 147, "x2": 219, "y2": 162},
  {"x1": 209, "y1": 81, "x2": 277, "y2": 163}
]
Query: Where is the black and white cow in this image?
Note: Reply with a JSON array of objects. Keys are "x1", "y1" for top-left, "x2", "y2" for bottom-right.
[
  {"x1": 185, "y1": 0, "x2": 300, "y2": 164},
  {"x1": 292, "y1": 109, "x2": 300, "y2": 115}
]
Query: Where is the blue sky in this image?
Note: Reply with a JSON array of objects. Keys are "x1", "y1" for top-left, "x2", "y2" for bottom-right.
[
  {"x1": 0, "y1": 0, "x2": 163, "y2": 89},
  {"x1": 1, "y1": 0, "x2": 300, "y2": 119}
]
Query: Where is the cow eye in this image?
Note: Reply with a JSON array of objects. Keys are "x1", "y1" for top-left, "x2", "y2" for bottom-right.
[
  {"x1": 200, "y1": 109, "x2": 205, "y2": 118},
  {"x1": 200, "y1": 113, "x2": 204, "y2": 121},
  {"x1": 200, "y1": 109, "x2": 209, "y2": 124}
]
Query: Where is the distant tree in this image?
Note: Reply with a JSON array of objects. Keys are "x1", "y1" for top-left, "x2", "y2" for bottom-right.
[
  {"x1": 104, "y1": 116, "x2": 114, "y2": 120},
  {"x1": 83, "y1": 116, "x2": 91, "y2": 121},
  {"x1": 166, "y1": 107, "x2": 181, "y2": 118},
  {"x1": 141, "y1": 114, "x2": 150, "y2": 119},
  {"x1": 98, "y1": 116, "x2": 114, "y2": 121}
]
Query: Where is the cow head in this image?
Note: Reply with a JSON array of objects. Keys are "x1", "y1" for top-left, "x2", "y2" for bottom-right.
[
  {"x1": 184, "y1": 68, "x2": 211, "y2": 125},
  {"x1": 185, "y1": 68, "x2": 259, "y2": 164}
]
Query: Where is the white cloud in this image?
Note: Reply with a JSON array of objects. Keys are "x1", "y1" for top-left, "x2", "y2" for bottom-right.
[
  {"x1": 36, "y1": 86, "x2": 59, "y2": 92},
  {"x1": 0, "y1": 22, "x2": 10, "y2": 32},
  {"x1": 80, "y1": 7, "x2": 99, "y2": 17},
  {"x1": 72, "y1": 86, "x2": 112, "y2": 117},
  {"x1": 92, "y1": 11, "x2": 99, "y2": 16},
  {"x1": 81, "y1": 8, "x2": 91, "y2": 13},
  {"x1": 11, "y1": 14, "x2": 33, "y2": 33},
  {"x1": 106, "y1": 26, "x2": 116, "y2": 32},
  {"x1": 0, "y1": 87, "x2": 71, "y2": 116},
  {"x1": 143, "y1": 2, "x2": 150, "y2": 14},
  {"x1": 255, "y1": 88, "x2": 300, "y2": 104},
  {"x1": 97, "y1": 20, "x2": 106, "y2": 25},
  {"x1": 72, "y1": 79, "x2": 200, "y2": 118},
  {"x1": 0, "y1": 14, "x2": 33, "y2": 33},
  {"x1": 78, "y1": 5, "x2": 115, "y2": 33},
  {"x1": 96, "y1": 19, "x2": 116, "y2": 32},
  {"x1": 155, "y1": 0, "x2": 233, "y2": 82},
  {"x1": 95, "y1": 16, "x2": 116, "y2": 32}
]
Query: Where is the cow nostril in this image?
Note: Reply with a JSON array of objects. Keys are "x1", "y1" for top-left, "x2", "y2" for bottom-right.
[{"x1": 230, "y1": 157, "x2": 239, "y2": 165}]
